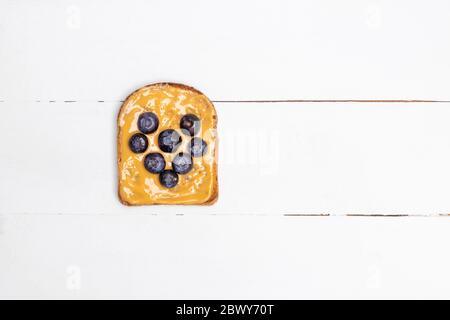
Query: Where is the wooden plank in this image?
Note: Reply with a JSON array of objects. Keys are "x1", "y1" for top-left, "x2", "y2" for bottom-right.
[
  {"x1": 1, "y1": 214, "x2": 450, "y2": 299},
  {"x1": 1, "y1": 0, "x2": 450, "y2": 101},
  {"x1": 1, "y1": 101, "x2": 450, "y2": 215}
]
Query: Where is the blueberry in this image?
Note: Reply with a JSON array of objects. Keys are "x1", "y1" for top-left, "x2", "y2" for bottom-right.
[
  {"x1": 128, "y1": 133, "x2": 148, "y2": 153},
  {"x1": 172, "y1": 153, "x2": 193, "y2": 174},
  {"x1": 144, "y1": 153, "x2": 166, "y2": 174},
  {"x1": 180, "y1": 114, "x2": 201, "y2": 136},
  {"x1": 138, "y1": 112, "x2": 159, "y2": 134},
  {"x1": 158, "y1": 129, "x2": 182, "y2": 153},
  {"x1": 189, "y1": 137, "x2": 208, "y2": 157},
  {"x1": 159, "y1": 170, "x2": 179, "y2": 188}
]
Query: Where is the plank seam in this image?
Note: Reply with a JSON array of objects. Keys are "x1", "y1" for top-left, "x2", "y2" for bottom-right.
[
  {"x1": 0, "y1": 213, "x2": 448, "y2": 217},
  {"x1": 1, "y1": 99, "x2": 450, "y2": 104}
]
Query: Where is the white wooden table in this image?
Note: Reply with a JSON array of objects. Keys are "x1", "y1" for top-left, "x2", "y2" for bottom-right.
[{"x1": 1, "y1": 0, "x2": 450, "y2": 299}]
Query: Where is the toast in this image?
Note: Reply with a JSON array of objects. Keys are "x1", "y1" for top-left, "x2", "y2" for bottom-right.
[{"x1": 117, "y1": 83, "x2": 218, "y2": 205}]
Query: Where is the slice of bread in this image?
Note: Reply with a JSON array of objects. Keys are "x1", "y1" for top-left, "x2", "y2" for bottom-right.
[{"x1": 118, "y1": 83, "x2": 218, "y2": 205}]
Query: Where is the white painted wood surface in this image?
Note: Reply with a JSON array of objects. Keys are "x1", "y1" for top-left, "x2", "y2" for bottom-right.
[
  {"x1": 2, "y1": 0, "x2": 450, "y2": 299},
  {"x1": 1, "y1": 0, "x2": 450, "y2": 101},
  {"x1": 2, "y1": 214, "x2": 450, "y2": 299},
  {"x1": 1, "y1": 101, "x2": 450, "y2": 215}
]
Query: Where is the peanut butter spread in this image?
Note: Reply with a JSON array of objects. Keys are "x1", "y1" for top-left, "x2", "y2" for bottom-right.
[{"x1": 118, "y1": 83, "x2": 218, "y2": 205}]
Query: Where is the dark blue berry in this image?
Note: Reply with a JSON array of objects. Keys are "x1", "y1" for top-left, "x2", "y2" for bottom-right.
[
  {"x1": 159, "y1": 170, "x2": 179, "y2": 188},
  {"x1": 180, "y1": 114, "x2": 200, "y2": 136},
  {"x1": 172, "y1": 153, "x2": 193, "y2": 174},
  {"x1": 144, "y1": 153, "x2": 166, "y2": 174},
  {"x1": 138, "y1": 112, "x2": 159, "y2": 134},
  {"x1": 189, "y1": 137, "x2": 207, "y2": 157},
  {"x1": 128, "y1": 133, "x2": 148, "y2": 153},
  {"x1": 158, "y1": 129, "x2": 182, "y2": 153}
]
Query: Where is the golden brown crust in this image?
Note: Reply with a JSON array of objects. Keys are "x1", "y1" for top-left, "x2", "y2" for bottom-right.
[{"x1": 117, "y1": 82, "x2": 218, "y2": 206}]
